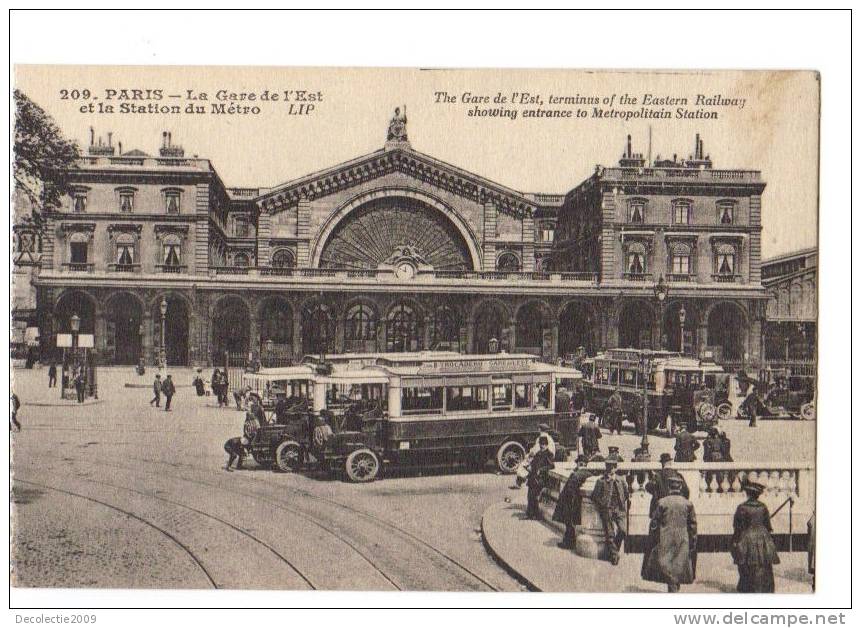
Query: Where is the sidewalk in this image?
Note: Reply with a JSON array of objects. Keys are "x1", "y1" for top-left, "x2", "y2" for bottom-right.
[{"x1": 481, "y1": 495, "x2": 814, "y2": 593}]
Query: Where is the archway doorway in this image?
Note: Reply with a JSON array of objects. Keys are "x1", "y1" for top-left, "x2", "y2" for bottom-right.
[
  {"x1": 515, "y1": 301, "x2": 551, "y2": 356},
  {"x1": 302, "y1": 302, "x2": 335, "y2": 355},
  {"x1": 559, "y1": 301, "x2": 597, "y2": 357},
  {"x1": 212, "y1": 296, "x2": 248, "y2": 362},
  {"x1": 106, "y1": 293, "x2": 144, "y2": 365},
  {"x1": 707, "y1": 302, "x2": 747, "y2": 362},
  {"x1": 386, "y1": 302, "x2": 423, "y2": 352},
  {"x1": 664, "y1": 302, "x2": 699, "y2": 356},
  {"x1": 154, "y1": 295, "x2": 190, "y2": 366},
  {"x1": 473, "y1": 301, "x2": 508, "y2": 353},
  {"x1": 618, "y1": 301, "x2": 653, "y2": 349}
]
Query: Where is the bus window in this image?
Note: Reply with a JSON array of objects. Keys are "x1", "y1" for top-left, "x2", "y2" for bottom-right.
[
  {"x1": 446, "y1": 385, "x2": 489, "y2": 412},
  {"x1": 402, "y1": 386, "x2": 444, "y2": 415},
  {"x1": 621, "y1": 369, "x2": 637, "y2": 387},
  {"x1": 609, "y1": 366, "x2": 619, "y2": 385},
  {"x1": 492, "y1": 384, "x2": 513, "y2": 411},
  {"x1": 690, "y1": 372, "x2": 702, "y2": 386},
  {"x1": 514, "y1": 384, "x2": 531, "y2": 408},
  {"x1": 534, "y1": 383, "x2": 550, "y2": 409}
]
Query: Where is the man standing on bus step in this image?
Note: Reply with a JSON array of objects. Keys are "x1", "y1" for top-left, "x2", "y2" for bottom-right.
[
  {"x1": 162, "y1": 374, "x2": 176, "y2": 412},
  {"x1": 150, "y1": 373, "x2": 161, "y2": 407},
  {"x1": 673, "y1": 425, "x2": 700, "y2": 462},
  {"x1": 591, "y1": 460, "x2": 629, "y2": 565},
  {"x1": 578, "y1": 413, "x2": 602, "y2": 459}
]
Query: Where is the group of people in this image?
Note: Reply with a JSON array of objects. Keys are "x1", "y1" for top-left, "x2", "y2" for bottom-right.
[
  {"x1": 148, "y1": 373, "x2": 177, "y2": 410},
  {"x1": 550, "y1": 450, "x2": 782, "y2": 593}
]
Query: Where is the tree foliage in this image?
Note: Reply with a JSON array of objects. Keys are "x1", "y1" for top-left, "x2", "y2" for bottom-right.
[{"x1": 14, "y1": 89, "x2": 80, "y2": 224}]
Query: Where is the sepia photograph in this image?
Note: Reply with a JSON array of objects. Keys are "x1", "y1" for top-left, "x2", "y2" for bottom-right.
[{"x1": 7, "y1": 9, "x2": 851, "y2": 618}]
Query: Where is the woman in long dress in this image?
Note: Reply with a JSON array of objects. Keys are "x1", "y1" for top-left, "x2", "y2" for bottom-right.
[{"x1": 732, "y1": 480, "x2": 781, "y2": 592}]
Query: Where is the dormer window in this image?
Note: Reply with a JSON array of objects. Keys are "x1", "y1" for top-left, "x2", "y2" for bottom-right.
[
  {"x1": 116, "y1": 188, "x2": 136, "y2": 213},
  {"x1": 717, "y1": 200, "x2": 735, "y2": 225},
  {"x1": 627, "y1": 199, "x2": 646, "y2": 223},
  {"x1": 672, "y1": 199, "x2": 692, "y2": 225},
  {"x1": 163, "y1": 189, "x2": 181, "y2": 214}
]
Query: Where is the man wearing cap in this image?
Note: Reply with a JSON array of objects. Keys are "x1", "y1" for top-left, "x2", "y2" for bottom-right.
[
  {"x1": 605, "y1": 391, "x2": 624, "y2": 435},
  {"x1": 512, "y1": 423, "x2": 557, "y2": 489},
  {"x1": 646, "y1": 453, "x2": 690, "y2": 517},
  {"x1": 591, "y1": 460, "x2": 629, "y2": 565},
  {"x1": 702, "y1": 427, "x2": 724, "y2": 462},
  {"x1": 525, "y1": 436, "x2": 555, "y2": 520},
  {"x1": 641, "y1": 475, "x2": 698, "y2": 592},
  {"x1": 578, "y1": 413, "x2": 602, "y2": 459},
  {"x1": 674, "y1": 425, "x2": 700, "y2": 462},
  {"x1": 606, "y1": 445, "x2": 625, "y2": 463},
  {"x1": 224, "y1": 435, "x2": 250, "y2": 471},
  {"x1": 552, "y1": 455, "x2": 593, "y2": 549}
]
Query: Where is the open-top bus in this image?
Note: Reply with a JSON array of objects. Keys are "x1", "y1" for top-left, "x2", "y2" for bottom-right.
[
  {"x1": 583, "y1": 349, "x2": 726, "y2": 433},
  {"x1": 240, "y1": 351, "x2": 581, "y2": 481}
]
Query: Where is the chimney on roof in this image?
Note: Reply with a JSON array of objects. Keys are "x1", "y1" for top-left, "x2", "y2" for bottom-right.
[
  {"x1": 107, "y1": 132, "x2": 113, "y2": 147},
  {"x1": 89, "y1": 127, "x2": 95, "y2": 146},
  {"x1": 118, "y1": 141, "x2": 123, "y2": 155},
  {"x1": 159, "y1": 130, "x2": 185, "y2": 158},
  {"x1": 626, "y1": 134, "x2": 632, "y2": 158}
]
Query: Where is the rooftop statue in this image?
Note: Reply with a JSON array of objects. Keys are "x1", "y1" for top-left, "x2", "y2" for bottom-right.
[{"x1": 387, "y1": 106, "x2": 408, "y2": 142}]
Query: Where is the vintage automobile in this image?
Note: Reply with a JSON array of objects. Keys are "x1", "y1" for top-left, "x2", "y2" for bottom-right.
[
  {"x1": 583, "y1": 349, "x2": 726, "y2": 433},
  {"x1": 242, "y1": 351, "x2": 578, "y2": 482}
]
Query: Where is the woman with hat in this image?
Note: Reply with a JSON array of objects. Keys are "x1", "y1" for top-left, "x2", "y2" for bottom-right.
[
  {"x1": 732, "y1": 480, "x2": 781, "y2": 592},
  {"x1": 641, "y1": 475, "x2": 697, "y2": 592}
]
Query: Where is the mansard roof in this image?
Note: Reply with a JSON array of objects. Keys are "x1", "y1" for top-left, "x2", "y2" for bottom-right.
[{"x1": 255, "y1": 145, "x2": 538, "y2": 219}]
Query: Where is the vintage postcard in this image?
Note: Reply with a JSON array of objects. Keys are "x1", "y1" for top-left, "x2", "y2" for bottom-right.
[{"x1": 11, "y1": 66, "x2": 818, "y2": 594}]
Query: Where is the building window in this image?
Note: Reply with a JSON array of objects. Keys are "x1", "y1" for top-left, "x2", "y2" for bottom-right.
[
  {"x1": 70, "y1": 238, "x2": 88, "y2": 263},
  {"x1": 672, "y1": 200, "x2": 692, "y2": 225},
  {"x1": 115, "y1": 233, "x2": 135, "y2": 267},
  {"x1": 496, "y1": 251, "x2": 521, "y2": 272},
  {"x1": 625, "y1": 241, "x2": 647, "y2": 275},
  {"x1": 233, "y1": 216, "x2": 250, "y2": 238},
  {"x1": 117, "y1": 188, "x2": 135, "y2": 213},
  {"x1": 346, "y1": 304, "x2": 377, "y2": 343},
  {"x1": 627, "y1": 199, "x2": 646, "y2": 223},
  {"x1": 72, "y1": 191, "x2": 87, "y2": 213},
  {"x1": 717, "y1": 201, "x2": 734, "y2": 225},
  {"x1": 539, "y1": 223, "x2": 555, "y2": 242},
  {"x1": 386, "y1": 303, "x2": 421, "y2": 352},
  {"x1": 163, "y1": 235, "x2": 182, "y2": 268},
  {"x1": 714, "y1": 243, "x2": 737, "y2": 276},
  {"x1": 164, "y1": 190, "x2": 181, "y2": 214},
  {"x1": 233, "y1": 252, "x2": 250, "y2": 267},
  {"x1": 668, "y1": 242, "x2": 693, "y2": 276},
  {"x1": 271, "y1": 248, "x2": 295, "y2": 268},
  {"x1": 430, "y1": 305, "x2": 461, "y2": 349}
]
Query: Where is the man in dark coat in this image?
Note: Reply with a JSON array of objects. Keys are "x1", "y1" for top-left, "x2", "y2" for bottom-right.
[
  {"x1": 150, "y1": 374, "x2": 162, "y2": 407},
  {"x1": 161, "y1": 374, "x2": 176, "y2": 411},
  {"x1": 578, "y1": 413, "x2": 602, "y2": 458},
  {"x1": 224, "y1": 436, "x2": 249, "y2": 471},
  {"x1": 605, "y1": 392, "x2": 624, "y2": 435},
  {"x1": 702, "y1": 427, "x2": 725, "y2": 462},
  {"x1": 645, "y1": 453, "x2": 690, "y2": 517},
  {"x1": 525, "y1": 436, "x2": 555, "y2": 520},
  {"x1": 718, "y1": 429, "x2": 734, "y2": 462},
  {"x1": 641, "y1": 475, "x2": 698, "y2": 592},
  {"x1": 570, "y1": 382, "x2": 585, "y2": 414},
  {"x1": 674, "y1": 426, "x2": 700, "y2": 462},
  {"x1": 48, "y1": 362, "x2": 57, "y2": 388},
  {"x1": 552, "y1": 455, "x2": 592, "y2": 548},
  {"x1": 606, "y1": 445, "x2": 625, "y2": 463},
  {"x1": 74, "y1": 370, "x2": 86, "y2": 403},
  {"x1": 591, "y1": 460, "x2": 629, "y2": 565}
]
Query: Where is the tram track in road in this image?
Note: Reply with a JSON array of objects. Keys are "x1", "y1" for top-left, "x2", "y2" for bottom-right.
[
  {"x1": 28, "y1": 451, "x2": 501, "y2": 591},
  {"x1": 13, "y1": 478, "x2": 219, "y2": 589}
]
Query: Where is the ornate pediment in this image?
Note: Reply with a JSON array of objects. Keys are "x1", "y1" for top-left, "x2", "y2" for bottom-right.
[{"x1": 256, "y1": 147, "x2": 537, "y2": 219}]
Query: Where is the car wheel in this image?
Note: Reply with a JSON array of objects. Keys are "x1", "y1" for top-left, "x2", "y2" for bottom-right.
[
  {"x1": 274, "y1": 440, "x2": 302, "y2": 473},
  {"x1": 344, "y1": 448, "x2": 381, "y2": 483},
  {"x1": 717, "y1": 402, "x2": 734, "y2": 421},
  {"x1": 801, "y1": 402, "x2": 815, "y2": 421},
  {"x1": 496, "y1": 440, "x2": 526, "y2": 474}
]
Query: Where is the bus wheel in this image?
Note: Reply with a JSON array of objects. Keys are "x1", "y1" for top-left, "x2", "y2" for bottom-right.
[
  {"x1": 274, "y1": 440, "x2": 302, "y2": 473},
  {"x1": 345, "y1": 449, "x2": 380, "y2": 483},
  {"x1": 496, "y1": 441, "x2": 526, "y2": 474},
  {"x1": 801, "y1": 403, "x2": 815, "y2": 421},
  {"x1": 717, "y1": 402, "x2": 734, "y2": 421}
]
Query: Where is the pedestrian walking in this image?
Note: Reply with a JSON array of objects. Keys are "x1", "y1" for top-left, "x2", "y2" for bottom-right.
[
  {"x1": 224, "y1": 436, "x2": 249, "y2": 471},
  {"x1": 578, "y1": 413, "x2": 602, "y2": 459},
  {"x1": 702, "y1": 427, "x2": 725, "y2": 462},
  {"x1": 10, "y1": 392, "x2": 21, "y2": 431},
  {"x1": 150, "y1": 374, "x2": 162, "y2": 407},
  {"x1": 211, "y1": 368, "x2": 222, "y2": 405},
  {"x1": 645, "y1": 453, "x2": 690, "y2": 517},
  {"x1": 605, "y1": 392, "x2": 624, "y2": 435},
  {"x1": 162, "y1": 374, "x2": 176, "y2": 411},
  {"x1": 674, "y1": 425, "x2": 700, "y2": 462},
  {"x1": 641, "y1": 475, "x2": 698, "y2": 592},
  {"x1": 193, "y1": 369, "x2": 206, "y2": 396},
  {"x1": 552, "y1": 454, "x2": 591, "y2": 548},
  {"x1": 525, "y1": 436, "x2": 555, "y2": 520},
  {"x1": 732, "y1": 480, "x2": 780, "y2": 592},
  {"x1": 48, "y1": 362, "x2": 57, "y2": 388},
  {"x1": 591, "y1": 460, "x2": 629, "y2": 565},
  {"x1": 74, "y1": 370, "x2": 86, "y2": 403},
  {"x1": 718, "y1": 429, "x2": 734, "y2": 462},
  {"x1": 233, "y1": 385, "x2": 247, "y2": 411}
]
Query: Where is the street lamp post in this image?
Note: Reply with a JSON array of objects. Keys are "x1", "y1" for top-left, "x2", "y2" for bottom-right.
[
  {"x1": 640, "y1": 351, "x2": 652, "y2": 448},
  {"x1": 679, "y1": 305, "x2": 687, "y2": 354},
  {"x1": 159, "y1": 297, "x2": 168, "y2": 373}
]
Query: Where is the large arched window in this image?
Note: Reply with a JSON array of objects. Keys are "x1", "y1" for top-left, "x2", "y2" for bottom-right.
[
  {"x1": 271, "y1": 248, "x2": 295, "y2": 268},
  {"x1": 496, "y1": 252, "x2": 521, "y2": 272},
  {"x1": 233, "y1": 252, "x2": 250, "y2": 267},
  {"x1": 302, "y1": 303, "x2": 335, "y2": 355},
  {"x1": 345, "y1": 304, "x2": 377, "y2": 352},
  {"x1": 430, "y1": 305, "x2": 461, "y2": 350},
  {"x1": 386, "y1": 303, "x2": 422, "y2": 352}
]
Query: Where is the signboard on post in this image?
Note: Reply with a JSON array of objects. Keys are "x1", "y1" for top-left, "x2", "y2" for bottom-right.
[
  {"x1": 78, "y1": 334, "x2": 95, "y2": 348},
  {"x1": 56, "y1": 334, "x2": 72, "y2": 348}
]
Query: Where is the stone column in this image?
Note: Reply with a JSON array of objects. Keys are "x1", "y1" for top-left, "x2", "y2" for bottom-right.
[
  {"x1": 697, "y1": 322, "x2": 709, "y2": 357},
  {"x1": 334, "y1": 315, "x2": 345, "y2": 353},
  {"x1": 465, "y1": 320, "x2": 475, "y2": 354},
  {"x1": 292, "y1": 311, "x2": 303, "y2": 359},
  {"x1": 142, "y1": 311, "x2": 153, "y2": 366},
  {"x1": 551, "y1": 320, "x2": 560, "y2": 362}
]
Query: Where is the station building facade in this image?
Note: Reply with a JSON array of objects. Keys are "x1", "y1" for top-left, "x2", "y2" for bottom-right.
[{"x1": 27, "y1": 115, "x2": 771, "y2": 369}]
